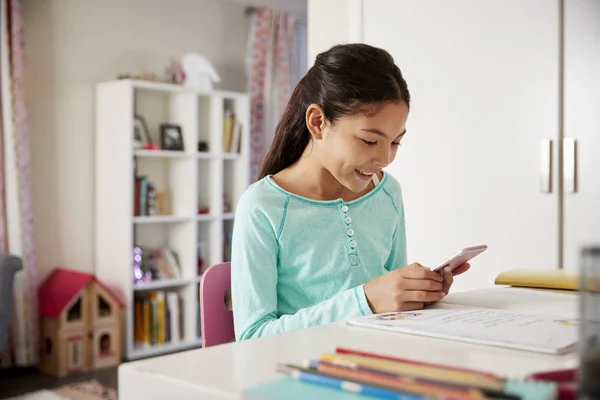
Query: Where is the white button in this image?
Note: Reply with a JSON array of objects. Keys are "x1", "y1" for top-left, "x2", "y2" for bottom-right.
[
  {"x1": 349, "y1": 240, "x2": 357, "y2": 248},
  {"x1": 344, "y1": 217, "x2": 352, "y2": 224},
  {"x1": 347, "y1": 229, "x2": 354, "y2": 236},
  {"x1": 341, "y1": 205, "x2": 349, "y2": 212}
]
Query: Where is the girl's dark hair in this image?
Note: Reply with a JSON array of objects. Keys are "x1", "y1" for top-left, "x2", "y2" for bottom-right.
[{"x1": 257, "y1": 43, "x2": 410, "y2": 180}]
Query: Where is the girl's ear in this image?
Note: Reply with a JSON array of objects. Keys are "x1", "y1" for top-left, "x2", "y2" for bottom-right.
[{"x1": 305, "y1": 104, "x2": 326, "y2": 140}]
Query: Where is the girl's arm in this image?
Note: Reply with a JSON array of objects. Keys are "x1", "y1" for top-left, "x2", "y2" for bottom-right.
[
  {"x1": 383, "y1": 215, "x2": 408, "y2": 272},
  {"x1": 382, "y1": 177, "x2": 407, "y2": 272},
  {"x1": 230, "y1": 200, "x2": 373, "y2": 341}
]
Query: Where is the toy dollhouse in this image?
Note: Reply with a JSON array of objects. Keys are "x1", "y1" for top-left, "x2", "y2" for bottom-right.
[{"x1": 38, "y1": 268, "x2": 123, "y2": 377}]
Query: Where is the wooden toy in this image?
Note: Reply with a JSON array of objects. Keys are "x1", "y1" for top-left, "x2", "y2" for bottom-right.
[{"x1": 38, "y1": 268, "x2": 124, "y2": 377}]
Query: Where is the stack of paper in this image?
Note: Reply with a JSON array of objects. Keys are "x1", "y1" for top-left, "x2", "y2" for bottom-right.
[{"x1": 347, "y1": 303, "x2": 579, "y2": 355}]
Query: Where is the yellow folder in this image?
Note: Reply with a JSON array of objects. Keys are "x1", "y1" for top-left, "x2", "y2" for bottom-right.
[{"x1": 495, "y1": 268, "x2": 579, "y2": 291}]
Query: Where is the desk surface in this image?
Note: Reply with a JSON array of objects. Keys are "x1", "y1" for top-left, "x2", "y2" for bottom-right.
[{"x1": 119, "y1": 287, "x2": 579, "y2": 400}]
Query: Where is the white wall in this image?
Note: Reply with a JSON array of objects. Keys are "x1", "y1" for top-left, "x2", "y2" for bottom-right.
[
  {"x1": 22, "y1": 0, "x2": 252, "y2": 280},
  {"x1": 307, "y1": 0, "x2": 361, "y2": 63}
]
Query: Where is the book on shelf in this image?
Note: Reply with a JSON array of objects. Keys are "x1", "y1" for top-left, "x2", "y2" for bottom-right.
[
  {"x1": 134, "y1": 290, "x2": 183, "y2": 348},
  {"x1": 223, "y1": 110, "x2": 242, "y2": 154},
  {"x1": 134, "y1": 175, "x2": 158, "y2": 216},
  {"x1": 223, "y1": 231, "x2": 232, "y2": 262},
  {"x1": 347, "y1": 302, "x2": 579, "y2": 355}
]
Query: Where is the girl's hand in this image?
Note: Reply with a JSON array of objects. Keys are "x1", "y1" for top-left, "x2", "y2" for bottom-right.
[
  {"x1": 441, "y1": 262, "x2": 470, "y2": 295},
  {"x1": 424, "y1": 262, "x2": 471, "y2": 307},
  {"x1": 363, "y1": 263, "x2": 445, "y2": 314}
]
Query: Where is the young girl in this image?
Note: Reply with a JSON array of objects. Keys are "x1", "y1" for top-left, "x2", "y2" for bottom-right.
[{"x1": 231, "y1": 43, "x2": 469, "y2": 341}]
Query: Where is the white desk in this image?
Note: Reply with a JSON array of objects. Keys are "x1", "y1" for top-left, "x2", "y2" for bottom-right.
[{"x1": 118, "y1": 287, "x2": 580, "y2": 400}]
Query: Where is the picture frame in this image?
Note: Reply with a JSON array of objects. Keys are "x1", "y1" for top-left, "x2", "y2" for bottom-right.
[
  {"x1": 133, "y1": 114, "x2": 155, "y2": 149},
  {"x1": 160, "y1": 123, "x2": 184, "y2": 151}
]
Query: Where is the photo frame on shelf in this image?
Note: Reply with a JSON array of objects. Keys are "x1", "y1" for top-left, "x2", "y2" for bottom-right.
[
  {"x1": 134, "y1": 115, "x2": 159, "y2": 150},
  {"x1": 160, "y1": 123, "x2": 185, "y2": 151}
]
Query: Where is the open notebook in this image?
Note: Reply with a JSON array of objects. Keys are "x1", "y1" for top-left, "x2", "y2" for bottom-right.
[{"x1": 347, "y1": 301, "x2": 579, "y2": 355}]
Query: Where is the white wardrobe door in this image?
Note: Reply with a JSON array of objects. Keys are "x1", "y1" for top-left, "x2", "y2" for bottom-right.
[
  {"x1": 563, "y1": 0, "x2": 600, "y2": 271},
  {"x1": 363, "y1": 0, "x2": 560, "y2": 292}
]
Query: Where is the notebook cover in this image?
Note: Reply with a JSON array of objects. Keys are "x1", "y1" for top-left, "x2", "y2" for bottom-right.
[
  {"x1": 504, "y1": 380, "x2": 558, "y2": 400},
  {"x1": 494, "y1": 269, "x2": 578, "y2": 291},
  {"x1": 242, "y1": 375, "x2": 558, "y2": 400},
  {"x1": 242, "y1": 377, "x2": 367, "y2": 399}
]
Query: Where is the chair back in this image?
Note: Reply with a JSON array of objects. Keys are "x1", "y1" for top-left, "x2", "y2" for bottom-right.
[{"x1": 200, "y1": 262, "x2": 234, "y2": 347}]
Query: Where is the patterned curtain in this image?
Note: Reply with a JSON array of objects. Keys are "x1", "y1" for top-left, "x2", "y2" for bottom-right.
[
  {"x1": 246, "y1": 8, "x2": 306, "y2": 182},
  {"x1": 0, "y1": 0, "x2": 39, "y2": 368}
]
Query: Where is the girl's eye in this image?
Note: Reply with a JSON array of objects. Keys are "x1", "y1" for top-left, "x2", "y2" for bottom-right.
[
  {"x1": 362, "y1": 139, "x2": 377, "y2": 146},
  {"x1": 392, "y1": 141, "x2": 401, "y2": 147}
]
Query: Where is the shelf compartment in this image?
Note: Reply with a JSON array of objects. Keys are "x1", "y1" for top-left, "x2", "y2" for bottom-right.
[
  {"x1": 130, "y1": 338, "x2": 202, "y2": 360},
  {"x1": 133, "y1": 277, "x2": 195, "y2": 291},
  {"x1": 134, "y1": 150, "x2": 191, "y2": 158},
  {"x1": 134, "y1": 215, "x2": 194, "y2": 224}
]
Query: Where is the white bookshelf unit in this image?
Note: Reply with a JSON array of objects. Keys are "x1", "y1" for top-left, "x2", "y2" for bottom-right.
[{"x1": 94, "y1": 79, "x2": 250, "y2": 360}]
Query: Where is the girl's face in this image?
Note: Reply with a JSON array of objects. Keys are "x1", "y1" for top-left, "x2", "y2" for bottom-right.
[{"x1": 308, "y1": 101, "x2": 409, "y2": 193}]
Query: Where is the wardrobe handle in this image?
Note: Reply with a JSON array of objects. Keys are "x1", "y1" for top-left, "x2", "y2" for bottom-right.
[
  {"x1": 540, "y1": 139, "x2": 553, "y2": 193},
  {"x1": 564, "y1": 138, "x2": 577, "y2": 194}
]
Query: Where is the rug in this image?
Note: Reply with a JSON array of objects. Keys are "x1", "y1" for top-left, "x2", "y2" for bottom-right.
[
  {"x1": 53, "y1": 380, "x2": 117, "y2": 400},
  {"x1": 5, "y1": 380, "x2": 117, "y2": 400}
]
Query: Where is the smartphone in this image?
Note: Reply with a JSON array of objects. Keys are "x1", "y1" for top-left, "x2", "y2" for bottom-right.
[{"x1": 433, "y1": 245, "x2": 488, "y2": 272}]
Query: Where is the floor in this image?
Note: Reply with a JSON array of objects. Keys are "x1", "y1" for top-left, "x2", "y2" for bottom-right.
[{"x1": 0, "y1": 366, "x2": 117, "y2": 399}]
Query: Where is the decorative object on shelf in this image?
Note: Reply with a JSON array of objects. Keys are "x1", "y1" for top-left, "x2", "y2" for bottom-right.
[
  {"x1": 198, "y1": 141, "x2": 209, "y2": 152},
  {"x1": 223, "y1": 194, "x2": 232, "y2": 213},
  {"x1": 116, "y1": 54, "x2": 216, "y2": 86},
  {"x1": 198, "y1": 206, "x2": 210, "y2": 214},
  {"x1": 156, "y1": 190, "x2": 170, "y2": 215},
  {"x1": 133, "y1": 247, "x2": 152, "y2": 285},
  {"x1": 134, "y1": 115, "x2": 159, "y2": 150},
  {"x1": 167, "y1": 59, "x2": 185, "y2": 84},
  {"x1": 197, "y1": 240, "x2": 208, "y2": 275},
  {"x1": 159, "y1": 123, "x2": 184, "y2": 151},
  {"x1": 180, "y1": 52, "x2": 220, "y2": 91},
  {"x1": 38, "y1": 268, "x2": 124, "y2": 377},
  {"x1": 133, "y1": 246, "x2": 181, "y2": 285},
  {"x1": 118, "y1": 60, "x2": 185, "y2": 85},
  {"x1": 118, "y1": 71, "x2": 161, "y2": 82}
]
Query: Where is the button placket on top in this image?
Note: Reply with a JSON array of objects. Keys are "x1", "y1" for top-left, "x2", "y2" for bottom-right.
[{"x1": 339, "y1": 202, "x2": 359, "y2": 267}]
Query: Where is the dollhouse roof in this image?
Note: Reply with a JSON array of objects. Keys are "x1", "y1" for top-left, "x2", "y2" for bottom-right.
[{"x1": 38, "y1": 268, "x2": 124, "y2": 318}]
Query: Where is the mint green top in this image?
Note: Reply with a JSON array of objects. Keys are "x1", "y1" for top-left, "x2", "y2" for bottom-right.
[{"x1": 231, "y1": 172, "x2": 407, "y2": 341}]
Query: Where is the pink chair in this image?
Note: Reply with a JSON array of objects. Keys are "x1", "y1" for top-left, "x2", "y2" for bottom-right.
[{"x1": 199, "y1": 262, "x2": 235, "y2": 347}]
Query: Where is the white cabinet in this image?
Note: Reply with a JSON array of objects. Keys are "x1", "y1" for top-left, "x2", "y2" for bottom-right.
[
  {"x1": 308, "y1": 0, "x2": 600, "y2": 291},
  {"x1": 563, "y1": 0, "x2": 600, "y2": 271}
]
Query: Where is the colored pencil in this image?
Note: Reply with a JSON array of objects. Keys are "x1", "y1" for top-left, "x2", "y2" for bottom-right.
[
  {"x1": 320, "y1": 353, "x2": 506, "y2": 391},
  {"x1": 277, "y1": 363, "x2": 431, "y2": 400},
  {"x1": 312, "y1": 360, "x2": 521, "y2": 400},
  {"x1": 335, "y1": 347, "x2": 502, "y2": 380},
  {"x1": 315, "y1": 361, "x2": 486, "y2": 400}
]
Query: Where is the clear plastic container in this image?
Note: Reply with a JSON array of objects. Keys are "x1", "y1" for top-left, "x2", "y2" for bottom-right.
[{"x1": 578, "y1": 245, "x2": 600, "y2": 399}]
